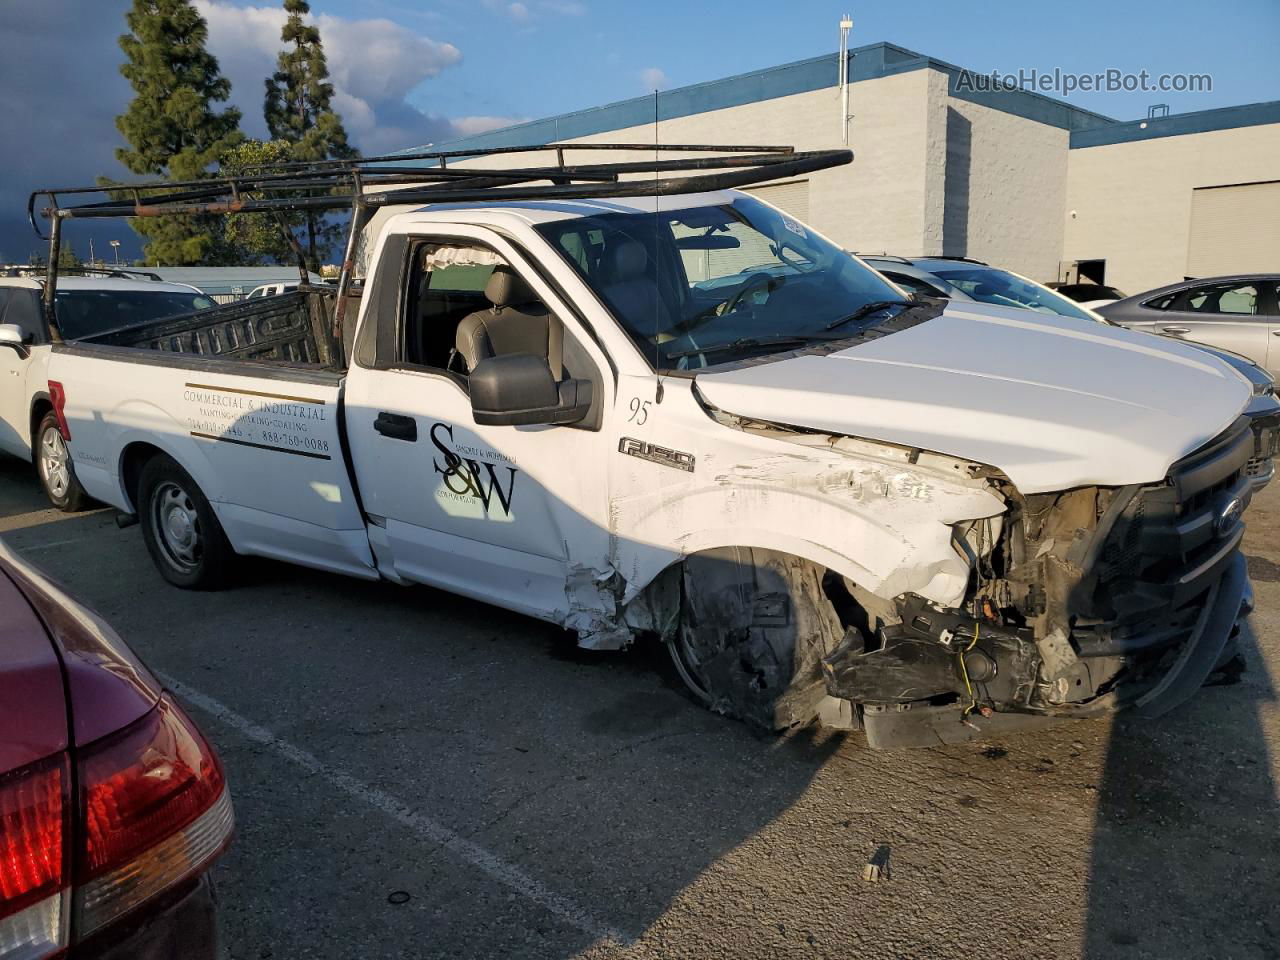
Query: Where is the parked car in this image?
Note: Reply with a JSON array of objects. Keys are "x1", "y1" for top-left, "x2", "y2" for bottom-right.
[
  {"x1": 29, "y1": 150, "x2": 1261, "y2": 749},
  {"x1": 244, "y1": 281, "x2": 299, "y2": 299},
  {"x1": 860, "y1": 255, "x2": 1278, "y2": 488},
  {"x1": 1047, "y1": 281, "x2": 1127, "y2": 310},
  {"x1": 1097, "y1": 274, "x2": 1280, "y2": 378},
  {"x1": 0, "y1": 272, "x2": 215, "y2": 509},
  {"x1": 0, "y1": 538, "x2": 232, "y2": 958}
]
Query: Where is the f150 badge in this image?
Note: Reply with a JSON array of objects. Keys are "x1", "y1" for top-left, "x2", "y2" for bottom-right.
[{"x1": 618, "y1": 437, "x2": 695, "y2": 473}]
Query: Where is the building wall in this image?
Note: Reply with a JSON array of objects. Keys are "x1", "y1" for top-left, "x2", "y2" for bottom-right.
[
  {"x1": 942, "y1": 97, "x2": 1070, "y2": 282},
  {"x1": 449, "y1": 67, "x2": 1073, "y2": 281},
  {"x1": 1063, "y1": 123, "x2": 1280, "y2": 293},
  {"x1": 529, "y1": 67, "x2": 945, "y2": 257}
]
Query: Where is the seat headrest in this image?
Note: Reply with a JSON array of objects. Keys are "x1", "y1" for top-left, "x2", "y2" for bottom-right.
[
  {"x1": 608, "y1": 240, "x2": 648, "y2": 282},
  {"x1": 485, "y1": 265, "x2": 538, "y2": 308}
]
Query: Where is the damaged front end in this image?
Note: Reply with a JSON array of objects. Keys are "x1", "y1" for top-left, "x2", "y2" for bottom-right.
[{"x1": 822, "y1": 418, "x2": 1256, "y2": 749}]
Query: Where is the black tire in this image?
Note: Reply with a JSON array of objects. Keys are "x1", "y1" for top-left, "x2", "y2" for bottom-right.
[
  {"x1": 137, "y1": 455, "x2": 233, "y2": 589},
  {"x1": 34, "y1": 410, "x2": 89, "y2": 512},
  {"x1": 669, "y1": 547, "x2": 845, "y2": 730}
]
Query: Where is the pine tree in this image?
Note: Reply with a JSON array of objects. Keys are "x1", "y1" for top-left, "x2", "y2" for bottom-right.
[
  {"x1": 264, "y1": 0, "x2": 356, "y2": 270},
  {"x1": 113, "y1": 0, "x2": 242, "y2": 265}
]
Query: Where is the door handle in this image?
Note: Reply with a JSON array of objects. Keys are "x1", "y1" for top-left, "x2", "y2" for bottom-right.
[
  {"x1": 374, "y1": 412, "x2": 417, "y2": 441},
  {"x1": 1160, "y1": 326, "x2": 1190, "y2": 334}
]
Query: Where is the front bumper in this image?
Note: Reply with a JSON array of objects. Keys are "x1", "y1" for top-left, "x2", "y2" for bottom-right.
[
  {"x1": 823, "y1": 417, "x2": 1260, "y2": 750},
  {"x1": 823, "y1": 559, "x2": 1250, "y2": 748}
]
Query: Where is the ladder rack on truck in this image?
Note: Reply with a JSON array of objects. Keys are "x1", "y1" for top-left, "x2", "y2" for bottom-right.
[{"x1": 28, "y1": 143, "x2": 853, "y2": 368}]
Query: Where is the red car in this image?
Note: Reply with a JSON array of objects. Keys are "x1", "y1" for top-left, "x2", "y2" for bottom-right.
[{"x1": 0, "y1": 539, "x2": 232, "y2": 959}]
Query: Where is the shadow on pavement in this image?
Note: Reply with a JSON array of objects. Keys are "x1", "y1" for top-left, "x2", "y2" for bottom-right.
[{"x1": 1085, "y1": 624, "x2": 1279, "y2": 958}]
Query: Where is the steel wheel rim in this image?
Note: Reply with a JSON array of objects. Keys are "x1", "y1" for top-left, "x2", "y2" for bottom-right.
[
  {"x1": 39, "y1": 427, "x2": 71, "y2": 499},
  {"x1": 151, "y1": 480, "x2": 203, "y2": 572}
]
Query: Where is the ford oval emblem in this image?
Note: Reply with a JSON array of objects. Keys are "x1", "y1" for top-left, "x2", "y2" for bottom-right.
[{"x1": 1216, "y1": 497, "x2": 1243, "y2": 537}]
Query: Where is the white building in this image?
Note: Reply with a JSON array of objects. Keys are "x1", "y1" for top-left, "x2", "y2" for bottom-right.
[{"x1": 412, "y1": 42, "x2": 1280, "y2": 295}]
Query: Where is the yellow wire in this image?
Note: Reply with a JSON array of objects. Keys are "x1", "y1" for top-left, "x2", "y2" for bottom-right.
[{"x1": 959, "y1": 621, "x2": 980, "y2": 716}]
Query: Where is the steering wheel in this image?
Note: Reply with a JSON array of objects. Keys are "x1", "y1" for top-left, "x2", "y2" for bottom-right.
[{"x1": 718, "y1": 271, "x2": 777, "y2": 317}]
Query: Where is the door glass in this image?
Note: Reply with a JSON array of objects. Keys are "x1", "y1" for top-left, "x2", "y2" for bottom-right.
[
  {"x1": 1181, "y1": 282, "x2": 1259, "y2": 315},
  {"x1": 1217, "y1": 284, "x2": 1258, "y2": 315},
  {"x1": 4, "y1": 291, "x2": 44, "y2": 340}
]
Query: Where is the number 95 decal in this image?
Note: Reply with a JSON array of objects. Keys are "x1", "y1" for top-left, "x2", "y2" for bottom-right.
[{"x1": 627, "y1": 397, "x2": 651, "y2": 424}]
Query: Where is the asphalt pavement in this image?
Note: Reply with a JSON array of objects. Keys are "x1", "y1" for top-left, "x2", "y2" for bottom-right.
[{"x1": 2, "y1": 456, "x2": 1278, "y2": 960}]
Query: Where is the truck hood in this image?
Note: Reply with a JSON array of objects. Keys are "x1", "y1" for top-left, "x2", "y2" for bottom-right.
[{"x1": 694, "y1": 302, "x2": 1252, "y2": 494}]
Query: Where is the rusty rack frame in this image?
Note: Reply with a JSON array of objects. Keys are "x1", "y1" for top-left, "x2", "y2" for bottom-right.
[{"x1": 28, "y1": 142, "x2": 853, "y2": 354}]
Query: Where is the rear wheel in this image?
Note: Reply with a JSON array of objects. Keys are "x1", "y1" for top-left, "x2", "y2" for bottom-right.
[
  {"x1": 138, "y1": 455, "x2": 233, "y2": 589},
  {"x1": 35, "y1": 411, "x2": 88, "y2": 512},
  {"x1": 669, "y1": 547, "x2": 845, "y2": 730}
]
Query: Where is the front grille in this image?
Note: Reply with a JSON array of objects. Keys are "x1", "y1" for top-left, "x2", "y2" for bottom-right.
[{"x1": 1080, "y1": 418, "x2": 1253, "y2": 637}]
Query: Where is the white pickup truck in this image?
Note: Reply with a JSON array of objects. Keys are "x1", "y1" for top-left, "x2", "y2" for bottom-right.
[
  {"x1": 0, "y1": 270, "x2": 216, "y2": 509},
  {"x1": 31, "y1": 149, "x2": 1261, "y2": 747}
]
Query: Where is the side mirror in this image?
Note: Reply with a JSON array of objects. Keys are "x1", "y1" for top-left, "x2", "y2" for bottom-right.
[
  {"x1": 469, "y1": 353, "x2": 593, "y2": 427},
  {"x1": 0, "y1": 324, "x2": 29, "y2": 352}
]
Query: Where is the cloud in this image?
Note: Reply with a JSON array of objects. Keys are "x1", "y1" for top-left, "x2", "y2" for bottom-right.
[
  {"x1": 196, "y1": 1, "x2": 465, "y2": 152},
  {"x1": 540, "y1": 0, "x2": 587, "y2": 13},
  {"x1": 0, "y1": 1, "x2": 527, "y2": 260},
  {"x1": 450, "y1": 115, "x2": 529, "y2": 137},
  {"x1": 640, "y1": 67, "x2": 669, "y2": 92},
  {"x1": 0, "y1": 1, "x2": 143, "y2": 261},
  {"x1": 481, "y1": 0, "x2": 585, "y2": 21}
]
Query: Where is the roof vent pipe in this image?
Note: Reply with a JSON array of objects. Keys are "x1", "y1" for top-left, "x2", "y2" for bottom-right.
[{"x1": 839, "y1": 14, "x2": 854, "y2": 144}]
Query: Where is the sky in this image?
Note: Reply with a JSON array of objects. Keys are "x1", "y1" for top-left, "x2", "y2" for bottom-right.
[{"x1": 1, "y1": 0, "x2": 1276, "y2": 263}]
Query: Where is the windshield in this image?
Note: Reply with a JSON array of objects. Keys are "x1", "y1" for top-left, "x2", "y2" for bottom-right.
[
  {"x1": 930, "y1": 266, "x2": 1096, "y2": 322},
  {"x1": 535, "y1": 196, "x2": 905, "y2": 369},
  {"x1": 55, "y1": 289, "x2": 215, "y2": 340}
]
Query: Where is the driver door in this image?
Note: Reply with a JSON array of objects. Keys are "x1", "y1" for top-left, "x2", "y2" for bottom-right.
[{"x1": 343, "y1": 226, "x2": 615, "y2": 621}]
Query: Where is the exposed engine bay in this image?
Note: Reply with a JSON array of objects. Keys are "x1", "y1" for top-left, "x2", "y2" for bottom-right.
[{"x1": 818, "y1": 418, "x2": 1257, "y2": 748}]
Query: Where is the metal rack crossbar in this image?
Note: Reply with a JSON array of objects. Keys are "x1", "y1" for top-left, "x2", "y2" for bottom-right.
[{"x1": 27, "y1": 141, "x2": 853, "y2": 348}]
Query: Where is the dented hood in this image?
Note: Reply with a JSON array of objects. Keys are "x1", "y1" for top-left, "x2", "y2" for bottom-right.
[{"x1": 694, "y1": 302, "x2": 1252, "y2": 494}]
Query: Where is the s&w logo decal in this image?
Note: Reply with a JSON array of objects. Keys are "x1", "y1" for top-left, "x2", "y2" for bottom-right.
[
  {"x1": 618, "y1": 437, "x2": 695, "y2": 473},
  {"x1": 430, "y1": 422, "x2": 518, "y2": 515}
]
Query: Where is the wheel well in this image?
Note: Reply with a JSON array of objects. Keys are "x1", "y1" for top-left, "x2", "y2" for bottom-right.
[{"x1": 120, "y1": 442, "x2": 167, "y2": 514}]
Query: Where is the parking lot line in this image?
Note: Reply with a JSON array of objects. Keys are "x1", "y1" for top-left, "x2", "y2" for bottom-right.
[{"x1": 158, "y1": 672, "x2": 630, "y2": 948}]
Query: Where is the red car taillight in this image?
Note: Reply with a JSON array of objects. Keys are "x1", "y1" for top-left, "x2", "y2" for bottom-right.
[
  {"x1": 0, "y1": 755, "x2": 70, "y2": 958},
  {"x1": 74, "y1": 695, "x2": 232, "y2": 939}
]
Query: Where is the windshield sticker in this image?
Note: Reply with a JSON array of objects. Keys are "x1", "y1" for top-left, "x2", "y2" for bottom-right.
[
  {"x1": 430, "y1": 422, "x2": 518, "y2": 519},
  {"x1": 780, "y1": 215, "x2": 807, "y2": 239},
  {"x1": 183, "y1": 382, "x2": 331, "y2": 460}
]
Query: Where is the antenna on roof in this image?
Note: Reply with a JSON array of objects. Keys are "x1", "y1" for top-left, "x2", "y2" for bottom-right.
[{"x1": 653, "y1": 88, "x2": 664, "y2": 402}]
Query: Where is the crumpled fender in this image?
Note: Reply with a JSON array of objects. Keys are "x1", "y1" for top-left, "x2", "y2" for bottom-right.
[{"x1": 609, "y1": 436, "x2": 1007, "y2": 613}]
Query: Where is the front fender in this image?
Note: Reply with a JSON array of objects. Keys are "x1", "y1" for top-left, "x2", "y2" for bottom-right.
[{"x1": 612, "y1": 448, "x2": 1006, "y2": 609}]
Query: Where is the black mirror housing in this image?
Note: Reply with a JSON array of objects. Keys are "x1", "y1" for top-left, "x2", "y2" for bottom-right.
[{"x1": 470, "y1": 353, "x2": 593, "y2": 426}]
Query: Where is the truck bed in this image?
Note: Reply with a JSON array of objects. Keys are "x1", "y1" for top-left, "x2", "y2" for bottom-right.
[{"x1": 85, "y1": 286, "x2": 341, "y2": 368}]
